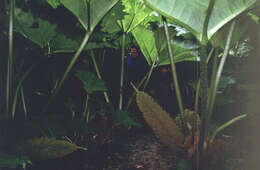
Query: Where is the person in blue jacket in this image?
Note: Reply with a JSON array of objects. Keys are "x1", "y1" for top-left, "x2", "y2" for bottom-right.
[{"x1": 124, "y1": 46, "x2": 148, "y2": 86}]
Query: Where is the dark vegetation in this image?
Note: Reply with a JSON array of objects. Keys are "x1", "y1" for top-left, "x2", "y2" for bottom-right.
[{"x1": 0, "y1": 0, "x2": 260, "y2": 169}]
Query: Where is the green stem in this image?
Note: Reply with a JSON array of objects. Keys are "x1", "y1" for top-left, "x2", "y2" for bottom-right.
[
  {"x1": 90, "y1": 50, "x2": 110, "y2": 104},
  {"x1": 207, "y1": 47, "x2": 215, "y2": 63},
  {"x1": 11, "y1": 65, "x2": 35, "y2": 118},
  {"x1": 86, "y1": 109, "x2": 91, "y2": 124},
  {"x1": 100, "y1": 49, "x2": 106, "y2": 69},
  {"x1": 162, "y1": 17, "x2": 184, "y2": 114},
  {"x1": 119, "y1": 32, "x2": 126, "y2": 110},
  {"x1": 210, "y1": 114, "x2": 246, "y2": 144},
  {"x1": 7, "y1": 0, "x2": 15, "y2": 114},
  {"x1": 207, "y1": 21, "x2": 236, "y2": 124},
  {"x1": 142, "y1": 56, "x2": 158, "y2": 90},
  {"x1": 42, "y1": 31, "x2": 92, "y2": 113},
  {"x1": 20, "y1": 87, "x2": 28, "y2": 119},
  {"x1": 82, "y1": 94, "x2": 90, "y2": 121}
]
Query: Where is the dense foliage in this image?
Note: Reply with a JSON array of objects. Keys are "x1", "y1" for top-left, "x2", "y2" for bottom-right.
[{"x1": 0, "y1": 0, "x2": 259, "y2": 169}]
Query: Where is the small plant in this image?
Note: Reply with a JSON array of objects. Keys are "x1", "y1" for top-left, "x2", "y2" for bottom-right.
[
  {"x1": 0, "y1": 153, "x2": 31, "y2": 169},
  {"x1": 75, "y1": 70, "x2": 108, "y2": 121}
]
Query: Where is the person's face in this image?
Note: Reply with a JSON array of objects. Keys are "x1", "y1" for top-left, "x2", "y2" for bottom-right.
[
  {"x1": 130, "y1": 48, "x2": 138, "y2": 58},
  {"x1": 160, "y1": 67, "x2": 170, "y2": 75}
]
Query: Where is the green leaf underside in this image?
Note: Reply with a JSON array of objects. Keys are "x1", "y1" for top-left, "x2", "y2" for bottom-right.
[
  {"x1": 15, "y1": 9, "x2": 57, "y2": 48},
  {"x1": 101, "y1": 2, "x2": 126, "y2": 34},
  {"x1": 131, "y1": 25, "x2": 157, "y2": 65},
  {"x1": 61, "y1": 0, "x2": 119, "y2": 31},
  {"x1": 144, "y1": 0, "x2": 256, "y2": 41},
  {"x1": 120, "y1": 0, "x2": 152, "y2": 32},
  {"x1": 132, "y1": 25, "x2": 198, "y2": 66},
  {"x1": 102, "y1": 0, "x2": 152, "y2": 33}
]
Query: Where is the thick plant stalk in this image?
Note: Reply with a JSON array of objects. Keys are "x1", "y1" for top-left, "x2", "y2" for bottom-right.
[
  {"x1": 42, "y1": 32, "x2": 92, "y2": 113},
  {"x1": 198, "y1": 0, "x2": 216, "y2": 157},
  {"x1": 210, "y1": 114, "x2": 246, "y2": 144},
  {"x1": 162, "y1": 17, "x2": 184, "y2": 115},
  {"x1": 198, "y1": 45, "x2": 208, "y2": 149},
  {"x1": 7, "y1": 0, "x2": 15, "y2": 114},
  {"x1": 194, "y1": 80, "x2": 200, "y2": 114},
  {"x1": 90, "y1": 50, "x2": 110, "y2": 104},
  {"x1": 207, "y1": 48, "x2": 219, "y2": 110},
  {"x1": 207, "y1": 21, "x2": 236, "y2": 124},
  {"x1": 194, "y1": 47, "x2": 215, "y2": 114},
  {"x1": 119, "y1": 33, "x2": 126, "y2": 110}
]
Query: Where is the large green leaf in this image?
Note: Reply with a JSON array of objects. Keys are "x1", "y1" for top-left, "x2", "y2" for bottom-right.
[
  {"x1": 75, "y1": 70, "x2": 107, "y2": 94},
  {"x1": 144, "y1": 0, "x2": 257, "y2": 41},
  {"x1": 154, "y1": 26, "x2": 177, "y2": 53},
  {"x1": 101, "y1": 2, "x2": 126, "y2": 34},
  {"x1": 132, "y1": 26, "x2": 198, "y2": 66},
  {"x1": 101, "y1": 0, "x2": 152, "y2": 34},
  {"x1": 158, "y1": 39, "x2": 199, "y2": 65},
  {"x1": 60, "y1": 0, "x2": 119, "y2": 31},
  {"x1": 15, "y1": 9, "x2": 57, "y2": 48},
  {"x1": 131, "y1": 26, "x2": 157, "y2": 65},
  {"x1": 120, "y1": 0, "x2": 152, "y2": 32}
]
